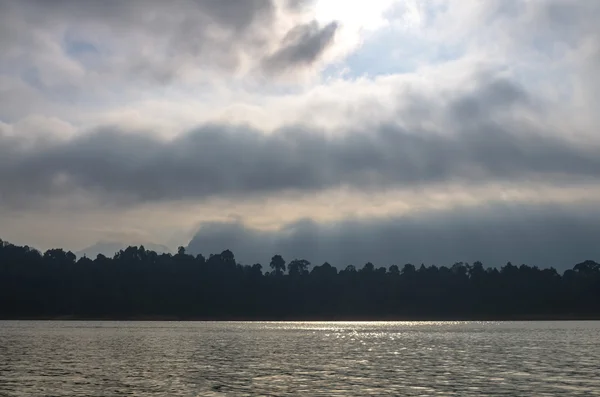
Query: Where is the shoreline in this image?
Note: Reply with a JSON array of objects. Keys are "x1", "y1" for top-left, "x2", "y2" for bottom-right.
[{"x1": 3, "y1": 314, "x2": 600, "y2": 321}]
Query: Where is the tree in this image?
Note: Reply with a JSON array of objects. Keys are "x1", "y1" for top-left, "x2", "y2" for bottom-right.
[
  {"x1": 270, "y1": 254, "x2": 286, "y2": 276},
  {"x1": 402, "y1": 263, "x2": 416, "y2": 275},
  {"x1": 220, "y1": 250, "x2": 236, "y2": 270},
  {"x1": 288, "y1": 259, "x2": 311, "y2": 277},
  {"x1": 361, "y1": 262, "x2": 375, "y2": 273},
  {"x1": 311, "y1": 262, "x2": 338, "y2": 279},
  {"x1": 469, "y1": 261, "x2": 485, "y2": 279},
  {"x1": 343, "y1": 265, "x2": 356, "y2": 273},
  {"x1": 43, "y1": 248, "x2": 76, "y2": 264},
  {"x1": 251, "y1": 263, "x2": 263, "y2": 275},
  {"x1": 574, "y1": 260, "x2": 600, "y2": 275}
]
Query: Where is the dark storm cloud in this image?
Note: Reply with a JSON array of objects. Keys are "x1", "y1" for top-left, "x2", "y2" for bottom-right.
[
  {"x1": 1, "y1": 76, "x2": 600, "y2": 207},
  {"x1": 262, "y1": 20, "x2": 339, "y2": 73},
  {"x1": 187, "y1": 202, "x2": 600, "y2": 271}
]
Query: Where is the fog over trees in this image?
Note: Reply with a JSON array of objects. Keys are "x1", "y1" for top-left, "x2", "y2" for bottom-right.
[{"x1": 1, "y1": 239, "x2": 599, "y2": 320}]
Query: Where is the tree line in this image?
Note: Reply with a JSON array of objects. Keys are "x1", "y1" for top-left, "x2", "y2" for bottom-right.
[{"x1": 1, "y1": 239, "x2": 599, "y2": 320}]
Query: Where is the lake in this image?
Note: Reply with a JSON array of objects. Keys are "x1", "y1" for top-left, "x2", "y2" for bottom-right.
[{"x1": 0, "y1": 321, "x2": 599, "y2": 396}]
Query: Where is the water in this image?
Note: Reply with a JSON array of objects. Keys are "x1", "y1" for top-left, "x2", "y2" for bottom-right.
[{"x1": 0, "y1": 321, "x2": 599, "y2": 396}]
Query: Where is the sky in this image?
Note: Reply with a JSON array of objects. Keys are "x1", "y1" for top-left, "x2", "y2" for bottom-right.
[{"x1": 1, "y1": 0, "x2": 599, "y2": 269}]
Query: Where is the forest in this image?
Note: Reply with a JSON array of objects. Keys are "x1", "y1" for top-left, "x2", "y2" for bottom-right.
[{"x1": 1, "y1": 239, "x2": 599, "y2": 320}]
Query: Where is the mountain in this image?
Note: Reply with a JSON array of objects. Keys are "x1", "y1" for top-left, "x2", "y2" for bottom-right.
[{"x1": 76, "y1": 241, "x2": 172, "y2": 259}]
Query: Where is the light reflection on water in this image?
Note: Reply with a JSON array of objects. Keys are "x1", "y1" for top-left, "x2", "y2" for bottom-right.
[{"x1": 0, "y1": 321, "x2": 599, "y2": 396}]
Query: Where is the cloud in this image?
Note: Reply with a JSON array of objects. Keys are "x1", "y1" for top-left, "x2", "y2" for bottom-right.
[
  {"x1": 187, "y1": 201, "x2": 600, "y2": 270},
  {"x1": 1, "y1": 74, "x2": 599, "y2": 208},
  {"x1": 2, "y1": 0, "x2": 600, "y2": 259},
  {"x1": 0, "y1": 0, "x2": 329, "y2": 100},
  {"x1": 262, "y1": 20, "x2": 338, "y2": 73}
]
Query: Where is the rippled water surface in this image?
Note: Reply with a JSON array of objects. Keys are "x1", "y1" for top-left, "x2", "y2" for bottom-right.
[{"x1": 1, "y1": 321, "x2": 599, "y2": 396}]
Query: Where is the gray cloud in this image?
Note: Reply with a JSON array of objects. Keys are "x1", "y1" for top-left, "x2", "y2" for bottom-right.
[
  {"x1": 1, "y1": 76, "x2": 600, "y2": 207},
  {"x1": 0, "y1": 0, "x2": 325, "y2": 89},
  {"x1": 187, "y1": 201, "x2": 600, "y2": 270},
  {"x1": 0, "y1": 0, "x2": 275, "y2": 50},
  {"x1": 262, "y1": 20, "x2": 338, "y2": 73},
  {"x1": 2, "y1": 0, "x2": 600, "y2": 260},
  {"x1": 449, "y1": 76, "x2": 530, "y2": 121}
]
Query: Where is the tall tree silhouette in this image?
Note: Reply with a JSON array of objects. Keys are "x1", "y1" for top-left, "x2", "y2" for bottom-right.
[{"x1": 270, "y1": 254, "x2": 286, "y2": 276}]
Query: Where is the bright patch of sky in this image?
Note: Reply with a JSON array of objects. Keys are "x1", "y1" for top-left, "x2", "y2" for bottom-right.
[
  {"x1": 319, "y1": 0, "x2": 464, "y2": 79},
  {"x1": 314, "y1": 0, "x2": 397, "y2": 31}
]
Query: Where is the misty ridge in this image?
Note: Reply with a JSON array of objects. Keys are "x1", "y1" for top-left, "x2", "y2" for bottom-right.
[{"x1": 1, "y1": 239, "x2": 599, "y2": 320}]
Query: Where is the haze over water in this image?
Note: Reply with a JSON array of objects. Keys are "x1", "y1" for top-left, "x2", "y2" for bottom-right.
[{"x1": 1, "y1": 321, "x2": 599, "y2": 396}]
